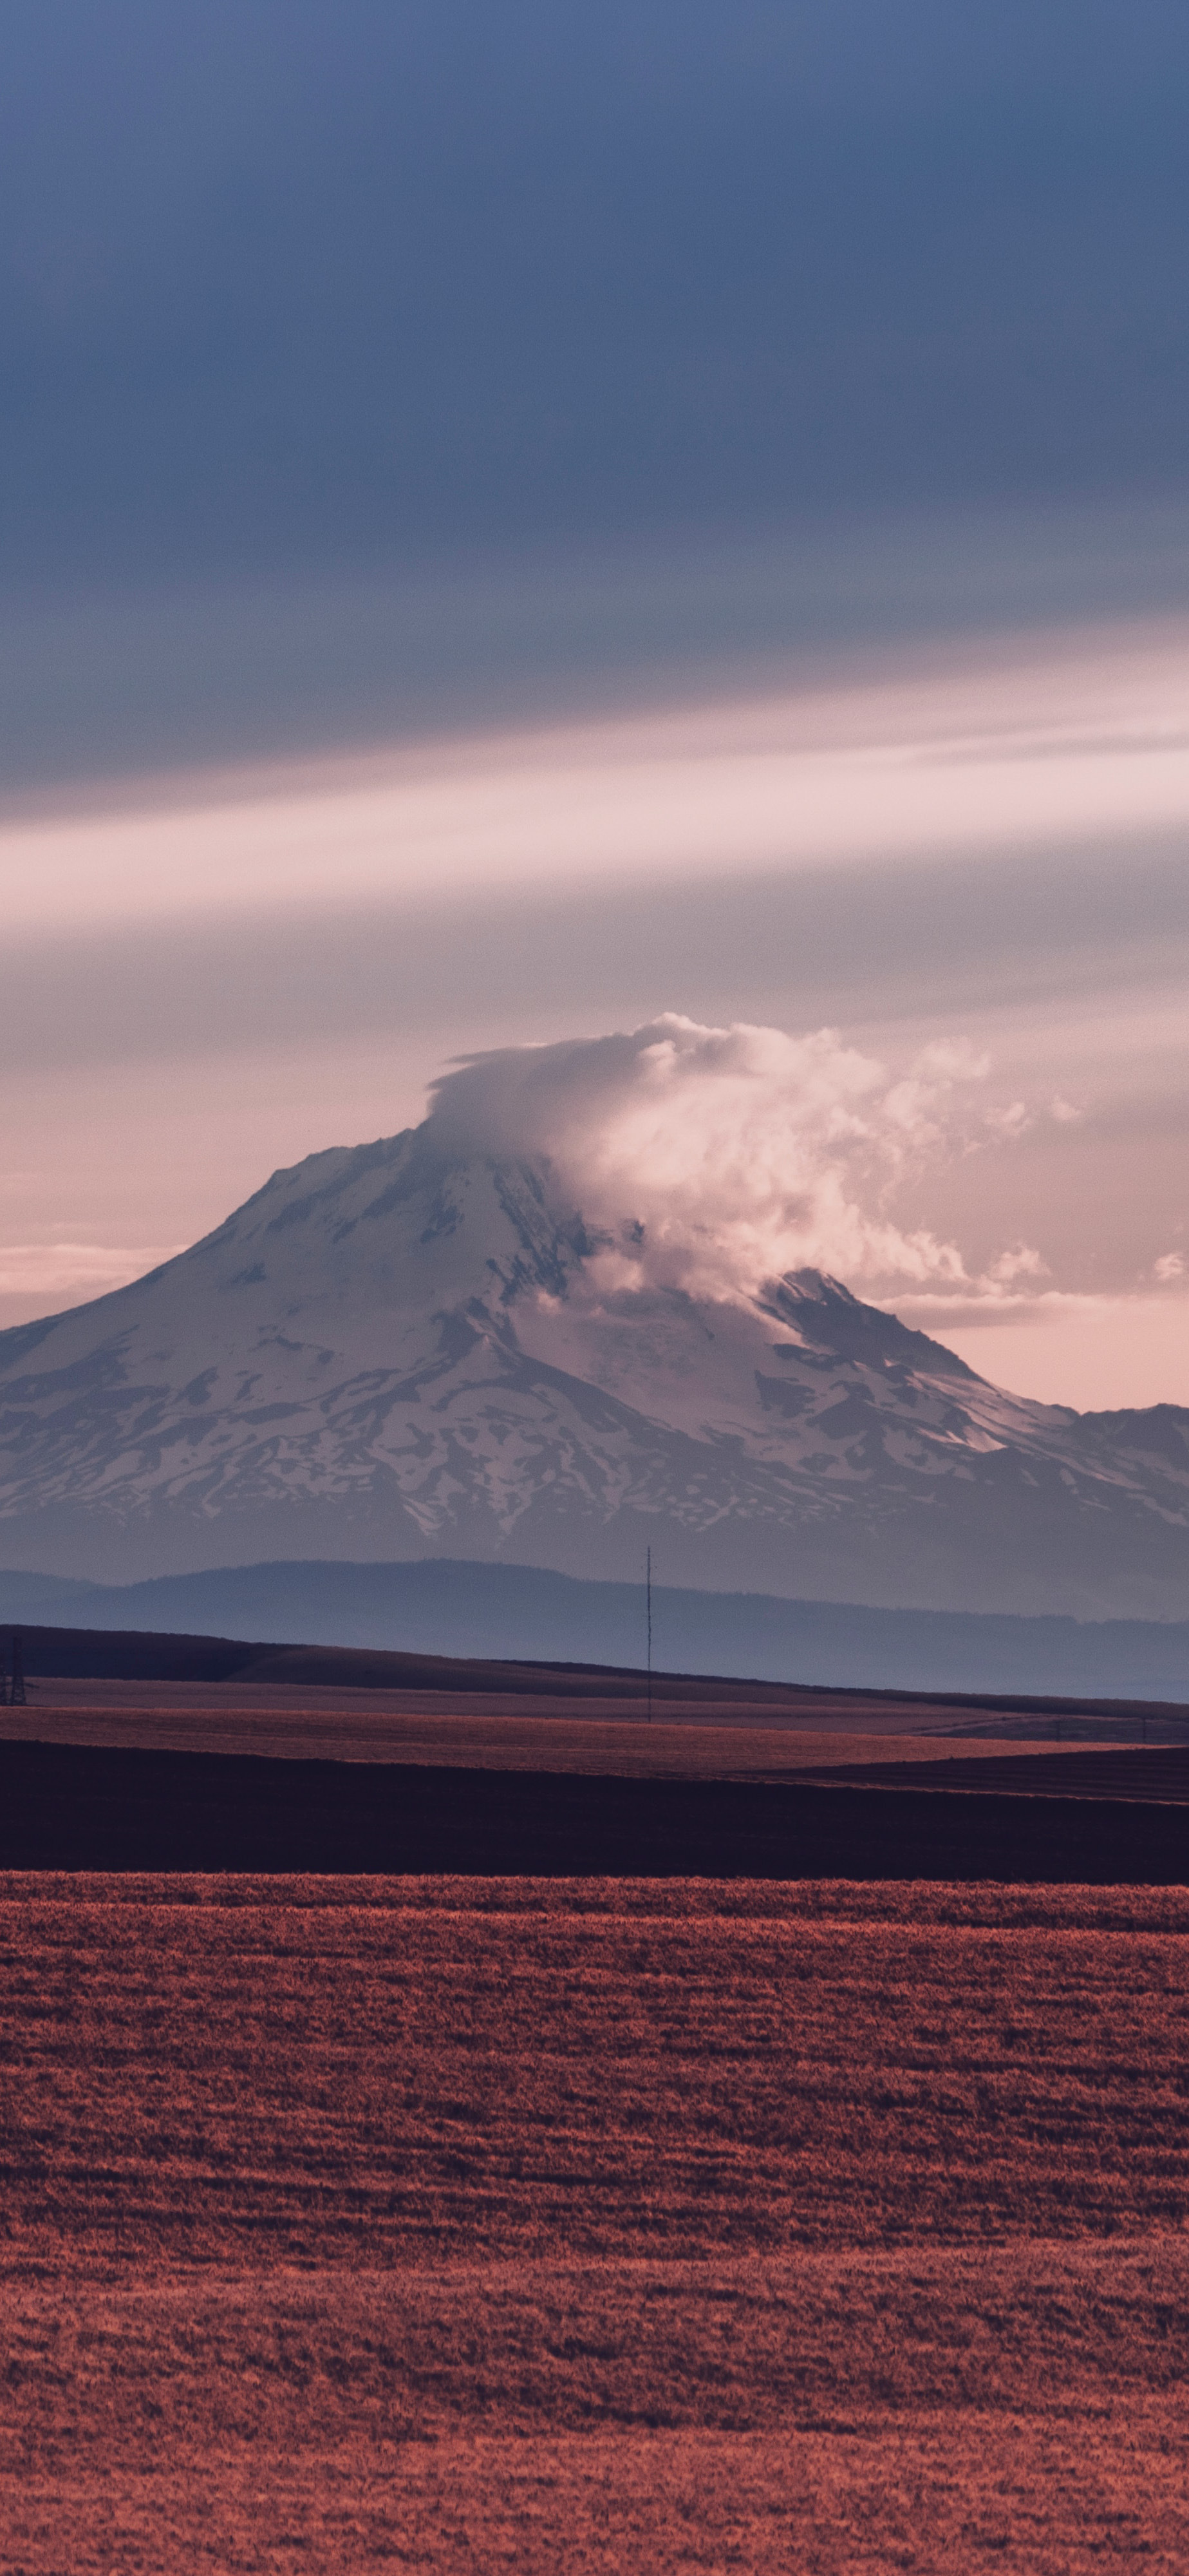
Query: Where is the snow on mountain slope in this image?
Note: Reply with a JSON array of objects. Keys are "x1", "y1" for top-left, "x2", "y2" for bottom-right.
[{"x1": 1, "y1": 1120, "x2": 1186, "y2": 1614}]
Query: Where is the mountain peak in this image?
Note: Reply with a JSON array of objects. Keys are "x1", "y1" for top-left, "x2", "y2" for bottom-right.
[
  {"x1": 762, "y1": 1268, "x2": 978, "y2": 1383},
  {"x1": 0, "y1": 1119, "x2": 1187, "y2": 1615}
]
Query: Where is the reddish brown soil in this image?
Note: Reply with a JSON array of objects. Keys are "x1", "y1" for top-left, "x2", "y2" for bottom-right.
[
  {"x1": 0, "y1": 1699, "x2": 1057, "y2": 1780},
  {"x1": 0, "y1": 1676, "x2": 1146, "y2": 1775},
  {"x1": 5, "y1": 1669, "x2": 1168, "y2": 1752},
  {"x1": 3, "y1": 1876, "x2": 1188, "y2": 2569}
]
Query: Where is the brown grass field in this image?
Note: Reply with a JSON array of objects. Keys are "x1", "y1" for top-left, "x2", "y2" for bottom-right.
[{"x1": 3, "y1": 1870, "x2": 1188, "y2": 2571}]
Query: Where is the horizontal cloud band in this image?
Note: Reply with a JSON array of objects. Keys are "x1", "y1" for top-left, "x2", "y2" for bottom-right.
[{"x1": 5, "y1": 618, "x2": 1189, "y2": 941}]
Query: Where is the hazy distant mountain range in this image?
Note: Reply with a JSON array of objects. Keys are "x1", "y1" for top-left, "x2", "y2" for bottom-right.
[
  {"x1": 3, "y1": 1557, "x2": 1188, "y2": 1708},
  {"x1": 1, "y1": 1119, "x2": 1187, "y2": 1619}
]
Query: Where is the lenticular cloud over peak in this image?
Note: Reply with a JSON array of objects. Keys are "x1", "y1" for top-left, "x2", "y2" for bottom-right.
[{"x1": 426, "y1": 1014, "x2": 987, "y2": 1303}]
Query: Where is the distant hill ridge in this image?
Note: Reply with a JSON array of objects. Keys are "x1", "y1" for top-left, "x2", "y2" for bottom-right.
[
  {"x1": 0, "y1": 1620, "x2": 786, "y2": 1700},
  {"x1": 3, "y1": 1557, "x2": 1189, "y2": 1705},
  {"x1": 2, "y1": 1620, "x2": 1186, "y2": 1724}
]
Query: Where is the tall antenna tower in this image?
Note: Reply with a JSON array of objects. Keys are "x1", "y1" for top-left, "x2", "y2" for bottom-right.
[
  {"x1": 10, "y1": 1632, "x2": 26, "y2": 1708},
  {"x1": 646, "y1": 1546, "x2": 652, "y2": 1725}
]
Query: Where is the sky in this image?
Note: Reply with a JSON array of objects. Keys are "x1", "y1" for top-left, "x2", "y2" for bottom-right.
[{"x1": 2, "y1": 3, "x2": 1188, "y2": 1409}]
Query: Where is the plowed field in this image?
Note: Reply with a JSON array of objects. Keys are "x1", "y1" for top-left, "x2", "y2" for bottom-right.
[{"x1": 3, "y1": 1875, "x2": 1188, "y2": 2571}]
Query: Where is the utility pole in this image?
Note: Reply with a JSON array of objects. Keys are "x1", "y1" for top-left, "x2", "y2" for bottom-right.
[
  {"x1": 10, "y1": 1632, "x2": 25, "y2": 1708},
  {"x1": 646, "y1": 1546, "x2": 652, "y2": 1725}
]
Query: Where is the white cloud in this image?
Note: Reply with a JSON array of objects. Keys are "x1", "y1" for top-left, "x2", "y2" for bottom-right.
[
  {"x1": 6, "y1": 614, "x2": 1189, "y2": 943},
  {"x1": 428, "y1": 1014, "x2": 1027, "y2": 1303},
  {"x1": 897, "y1": 1285, "x2": 1107, "y2": 1329},
  {"x1": 1154, "y1": 1251, "x2": 1185, "y2": 1284},
  {"x1": 0, "y1": 1242, "x2": 184, "y2": 1300},
  {"x1": 984, "y1": 1100, "x2": 1031, "y2": 1141},
  {"x1": 987, "y1": 1244, "x2": 1049, "y2": 1286}
]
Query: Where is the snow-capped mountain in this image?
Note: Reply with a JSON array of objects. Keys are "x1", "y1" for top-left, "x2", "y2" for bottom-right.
[{"x1": 1, "y1": 1119, "x2": 1187, "y2": 1616}]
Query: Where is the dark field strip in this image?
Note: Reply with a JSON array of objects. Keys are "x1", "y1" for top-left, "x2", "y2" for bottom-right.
[
  {"x1": 17, "y1": 1619, "x2": 1189, "y2": 1729},
  {"x1": 805, "y1": 1743, "x2": 1189, "y2": 1804},
  {"x1": 2, "y1": 1877, "x2": 1189, "y2": 2569},
  {"x1": 4, "y1": 1734, "x2": 1189, "y2": 1880}
]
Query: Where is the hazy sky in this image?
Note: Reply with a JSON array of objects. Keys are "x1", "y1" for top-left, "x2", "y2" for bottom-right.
[
  {"x1": 3, "y1": 5, "x2": 1188, "y2": 1409},
  {"x1": 6, "y1": 4, "x2": 1189, "y2": 592}
]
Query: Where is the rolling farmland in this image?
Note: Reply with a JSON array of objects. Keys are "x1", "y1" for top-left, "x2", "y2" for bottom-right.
[{"x1": 3, "y1": 1873, "x2": 1188, "y2": 2570}]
